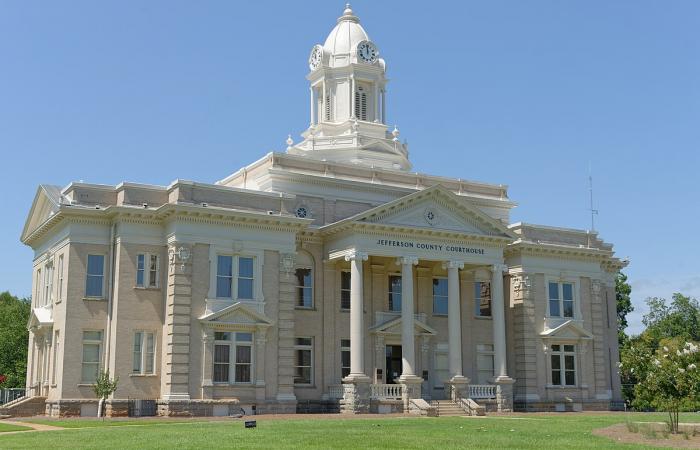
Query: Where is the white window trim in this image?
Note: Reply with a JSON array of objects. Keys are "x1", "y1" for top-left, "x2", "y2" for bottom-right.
[
  {"x1": 340, "y1": 338, "x2": 350, "y2": 380},
  {"x1": 44, "y1": 260, "x2": 54, "y2": 307},
  {"x1": 295, "y1": 266, "x2": 314, "y2": 309},
  {"x1": 56, "y1": 254, "x2": 64, "y2": 304},
  {"x1": 432, "y1": 276, "x2": 448, "y2": 316},
  {"x1": 131, "y1": 330, "x2": 157, "y2": 376},
  {"x1": 340, "y1": 270, "x2": 351, "y2": 311},
  {"x1": 545, "y1": 277, "x2": 579, "y2": 320},
  {"x1": 85, "y1": 254, "x2": 107, "y2": 299},
  {"x1": 135, "y1": 253, "x2": 160, "y2": 289},
  {"x1": 35, "y1": 268, "x2": 42, "y2": 308},
  {"x1": 388, "y1": 273, "x2": 402, "y2": 313},
  {"x1": 213, "y1": 332, "x2": 255, "y2": 385},
  {"x1": 474, "y1": 280, "x2": 492, "y2": 318},
  {"x1": 207, "y1": 247, "x2": 264, "y2": 304},
  {"x1": 293, "y1": 337, "x2": 314, "y2": 386},
  {"x1": 81, "y1": 330, "x2": 103, "y2": 384},
  {"x1": 549, "y1": 343, "x2": 578, "y2": 387}
]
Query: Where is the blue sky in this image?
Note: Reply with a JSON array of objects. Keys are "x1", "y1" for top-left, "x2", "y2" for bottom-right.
[{"x1": 1, "y1": 1, "x2": 698, "y2": 334}]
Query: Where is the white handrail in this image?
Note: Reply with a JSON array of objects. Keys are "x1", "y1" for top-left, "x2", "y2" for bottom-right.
[
  {"x1": 469, "y1": 384, "x2": 496, "y2": 399},
  {"x1": 370, "y1": 383, "x2": 404, "y2": 400}
]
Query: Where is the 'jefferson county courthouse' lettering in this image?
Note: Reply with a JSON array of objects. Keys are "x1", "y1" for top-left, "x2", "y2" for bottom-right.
[{"x1": 17, "y1": 5, "x2": 626, "y2": 417}]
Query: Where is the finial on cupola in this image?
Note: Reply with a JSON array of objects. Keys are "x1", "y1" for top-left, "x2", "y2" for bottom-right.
[
  {"x1": 392, "y1": 125, "x2": 400, "y2": 141},
  {"x1": 286, "y1": 134, "x2": 294, "y2": 151}
]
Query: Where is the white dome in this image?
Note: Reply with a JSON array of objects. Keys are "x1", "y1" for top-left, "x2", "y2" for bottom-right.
[{"x1": 322, "y1": 4, "x2": 373, "y2": 68}]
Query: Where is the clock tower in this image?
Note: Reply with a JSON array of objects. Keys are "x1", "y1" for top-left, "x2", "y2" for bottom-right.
[{"x1": 286, "y1": 4, "x2": 411, "y2": 171}]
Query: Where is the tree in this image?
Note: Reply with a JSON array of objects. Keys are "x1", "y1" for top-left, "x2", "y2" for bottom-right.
[
  {"x1": 0, "y1": 292, "x2": 31, "y2": 388},
  {"x1": 94, "y1": 370, "x2": 118, "y2": 419},
  {"x1": 642, "y1": 294, "x2": 700, "y2": 345},
  {"x1": 629, "y1": 339, "x2": 700, "y2": 433},
  {"x1": 615, "y1": 272, "x2": 633, "y2": 345}
]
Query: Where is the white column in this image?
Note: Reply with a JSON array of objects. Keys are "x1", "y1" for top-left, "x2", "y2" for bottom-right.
[
  {"x1": 397, "y1": 256, "x2": 419, "y2": 380},
  {"x1": 350, "y1": 75, "x2": 356, "y2": 118},
  {"x1": 381, "y1": 89, "x2": 386, "y2": 124},
  {"x1": 309, "y1": 86, "x2": 315, "y2": 126},
  {"x1": 373, "y1": 83, "x2": 379, "y2": 122},
  {"x1": 345, "y1": 251, "x2": 368, "y2": 379},
  {"x1": 321, "y1": 79, "x2": 327, "y2": 123},
  {"x1": 444, "y1": 261, "x2": 466, "y2": 380},
  {"x1": 491, "y1": 263, "x2": 510, "y2": 380}
]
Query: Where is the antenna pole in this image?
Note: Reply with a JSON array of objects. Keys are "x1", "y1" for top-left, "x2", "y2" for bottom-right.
[{"x1": 588, "y1": 163, "x2": 598, "y2": 232}]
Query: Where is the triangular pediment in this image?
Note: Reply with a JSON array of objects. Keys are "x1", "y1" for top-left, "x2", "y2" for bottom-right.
[
  {"x1": 325, "y1": 185, "x2": 516, "y2": 239},
  {"x1": 199, "y1": 302, "x2": 273, "y2": 328},
  {"x1": 369, "y1": 315, "x2": 437, "y2": 336},
  {"x1": 21, "y1": 185, "x2": 63, "y2": 244},
  {"x1": 540, "y1": 320, "x2": 593, "y2": 340}
]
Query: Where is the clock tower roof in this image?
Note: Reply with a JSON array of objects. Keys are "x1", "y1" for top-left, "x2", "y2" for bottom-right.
[{"x1": 322, "y1": 4, "x2": 373, "y2": 68}]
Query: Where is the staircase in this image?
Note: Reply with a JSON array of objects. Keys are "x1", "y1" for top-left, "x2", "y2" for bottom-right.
[
  {"x1": 429, "y1": 399, "x2": 468, "y2": 417},
  {"x1": 0, "y1": 396, "x2": 46, "y2": 418}
]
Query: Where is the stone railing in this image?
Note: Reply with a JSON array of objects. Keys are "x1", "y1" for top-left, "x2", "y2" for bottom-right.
[
  {"x1": 327, "y1": 385, "x2": 344, "y2": 399},
  {"x1": 469, "y1": 384, "x2": 496, "y2": 399},
  {"x1": 370, "y1": 383, "x2": 404, "y2": 400}
]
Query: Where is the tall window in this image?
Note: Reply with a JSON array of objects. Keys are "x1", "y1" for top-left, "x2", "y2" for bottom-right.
[
  {"x1": 136, "y1": 254, "x2": 159, "y2": 288},
  {"x1": 295, "y1": 268, "x2": 313, "y2": 308},
  {"x1": 432, "y1": 278, "x2": 448, "y2": 315},
  {"x1": 548, "y1": 282, "x2": 575, "y2": 318},
  {"x1": 57, "y1": 255, "x2": 64, "y2": 303},
  {"x1": 354, "y1": 86, "x2": 368, "y2": 120},
  {"x1": 238, "y1": 257, "x2": 254, "y2": 299},
  {"x1": 388, "y1": 275, "x2": 402, "y2": 312},
  {"x1": 294, "y1": 337, "x2": 313, "y2": 385},
  {"x1": 81, "y1": 330, "x2": 103, "y2": 383},
  {"x1": 474, "y1": 281, "x2": 491, "y2": 317},
  {"x1": 85, "y1": 255, "x2": 105, "y2": 298},
  {"x1": 476, "y1": 344, "x2": 495, "y2": 384},
  {"x1": 551, "y1": 344, "x2": 576, "y2": 386},
  {"x1": 132, "y1": 331, "x2": 155, "y2": 375},
  {"x1": 44, "y1": 263, "x2": 53, "y2": 306},
  {"x1": 340, "y1": 339, "x2": 351, "y2": 379},
  {"x1": 51, "y1": 330, "x2": 59, "y2": 385},
  {"x1": 340, "y1": 271, "x2": 351, "y2": 310},
  {"x1": 35, "y1": 268, "x2": 41, "y2": 307},
  {"x1": 216, "y1": 256, "x2": 233, "y2": 298},
  {"x1": 213, "y1": 332, "x2": 253, "y2": 383}
]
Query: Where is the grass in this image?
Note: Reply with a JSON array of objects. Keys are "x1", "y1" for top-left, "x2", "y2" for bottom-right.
[
  {"x1": 24, "y1": 418, "x2": 196, "y2": 429},
  {"x1": 0, "y1": 422, "x2": 31, "y2": 433},
  {"x1": 1, "y1": 413, "x2": 700, "y2": 449}
]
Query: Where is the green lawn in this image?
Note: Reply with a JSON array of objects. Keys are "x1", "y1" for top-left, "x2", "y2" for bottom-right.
[
  {"x1": 0, "y1": 422, "x2": 31, "y2": 433},
  {"x1": 1, "y1": 413, "x2": 699, "y2": 449}
]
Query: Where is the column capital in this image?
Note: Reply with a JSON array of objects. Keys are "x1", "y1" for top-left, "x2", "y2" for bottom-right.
[
  {"x1": 492, "y1": 263, "x2": 509, "y2": 274},
  {"x1": 345, "y1": 251, "x2": 368, "y2": 262},
  {"x1": 442, "y1": 260, "x2": 464, "y2": 270},
  {"x1": 396, "y1": 256, "x2": 419, "y2": 266}
]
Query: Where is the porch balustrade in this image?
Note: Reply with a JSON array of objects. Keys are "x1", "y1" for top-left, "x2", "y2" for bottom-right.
[
  {"x1": 327, "y1": 385, "x2": 344, "y2": 399},
  {"x1": 469, "y1": 384, "x2": 496, "y2": 399},
  {"x1": 370, "y1": 383, "x2": 404, "y2": 400}
]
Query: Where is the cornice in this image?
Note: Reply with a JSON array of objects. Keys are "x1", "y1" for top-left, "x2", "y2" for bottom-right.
[{"x1": 505, "y1": 240, "x2": 614, "y2": 262}]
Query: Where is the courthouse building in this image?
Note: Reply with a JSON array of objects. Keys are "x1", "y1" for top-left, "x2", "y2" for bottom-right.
[{"x1": 17, "y1": 5, "x2": 626, "y2": 416}]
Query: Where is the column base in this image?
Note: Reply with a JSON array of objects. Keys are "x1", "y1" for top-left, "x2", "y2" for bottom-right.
[
  {"x1": 446, "y1": 376, "x2": 470, "y2": 401},
  {"x1": 399, "y1": 375, "x2": 422, "y2": 411},
  {"x1": 494, "y1": 377, "x2": 515, "y2": 412},
  {"x1": 340, "y1": 375, "x2": 371, "y2": 414}
]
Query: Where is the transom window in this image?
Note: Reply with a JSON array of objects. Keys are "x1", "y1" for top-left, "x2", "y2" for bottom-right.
[
  {"x1": 216, "y1": 255, "x2": 255, "y2": 300},
  {"x1": 340, "y1": 339, "x2": 350, "y2": 379},
  {"x1": 474, "y1": 281, "x2": 491, "y2": 317},
  {"x1": 132, "y1": 331, "x2": 155, "y2": 375},
  {"x1": 136, "y1": 253, "x2": 159, "y2": 288},
  {"x1": 294, "y1": 337, "x2": 313, "y2": 385},
  {"x1": 85, "y1": 254, "x2": 105, "y2": 298},
  {"x1": 388, "y1": 275, "x2": 402, "y2": 312},
  {"x1": 551, "y1": 344, "x2": 576, "y2": 386},
  {"x1": 295, "y1": 268, "x2": 313, "y2": 308},
  {"x1": 340, "y1": 271, "x2": 351, "y2": 310},
  {"x1": 213, "y1": 332, "x2": 253, "y2": 384},
  {"x1": 548, "y1": 281, "x2": 575, "y2": 318},
  {"x1": 432, "y1": 278, "x2": 448, "y2": 315}
]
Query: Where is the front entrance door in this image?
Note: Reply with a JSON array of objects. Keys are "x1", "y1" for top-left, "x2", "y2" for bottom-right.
[{"x1": 385, "y1": 345, "x2": 402, "y2": 384}]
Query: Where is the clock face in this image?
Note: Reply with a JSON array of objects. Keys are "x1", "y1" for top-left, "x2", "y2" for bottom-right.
[
  {"x1": 357, "y1": 40, "x2": 378, "y2": 64},
  {"x1": 309, "y1": 45, "x2": 323, "y2": 71}
]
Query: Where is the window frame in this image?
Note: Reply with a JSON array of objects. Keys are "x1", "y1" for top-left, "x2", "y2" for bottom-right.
[
  {"x1": 294, "y1": 267, "x2": 314, "y2": 309},
  {"x1": 44, "y1": 260, "x2": 53, "y2": 306},
  {"x1": 340, "y1": 270, "x2": 351, "y2": 311},
  {"x1": 433, "y1": 343, "x2": 449, "y2": 389},
  {"x1": 81, "y1": 330, "x2": 103, "y2": 384},
  {"x1": 85, "y1": 254, "x2": 106, "y2": 299},
  {"x1": 550, "y1": 344, "x2": 577, "y2": 387},
  {"x1": 432, "y1": 277, "x2": 448, "y2": 316},
  {"x1": 340, "y1": 338, "x2": 351, "y2": 379},
  {"x1": 135, "y1": 253, "x2": 160, "y2": 289},
  {"x1": 210, "y1": 251, "x2": 262, "y2": 303},
  {"x1": 546, "y1": 280, "x2": 577, "y2": 319},
  {"x1": 473, "y1": 280, "x2": 492, "y2": 318},
  {"x1": 293, "y1": 337, "x2": 314, "y2": 386},
  {"x1": 212, "y1": 332, "x2": 255, "y2": 385},
  {"x1": 476, "y1": 344, "x2": 495, "y2": 384},
  {"x1": 132, "y1": 331, "x2": 156, "y2": 375},
  {"x1": 388, "y1": 275, "x2": 402, "y2": 312},
  {"x1": 56, "y1": 254, "x2": 64, "y2": 303}
]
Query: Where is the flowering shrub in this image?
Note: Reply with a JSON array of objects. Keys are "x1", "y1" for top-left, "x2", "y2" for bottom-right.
[{"x1": 621, "y1": 340, "x2": 700, "y2": 433}]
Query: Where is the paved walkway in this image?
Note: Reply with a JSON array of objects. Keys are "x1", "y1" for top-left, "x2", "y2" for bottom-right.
[{"x1": 0, "y1": 419, "x2": 63, "y2": 435}]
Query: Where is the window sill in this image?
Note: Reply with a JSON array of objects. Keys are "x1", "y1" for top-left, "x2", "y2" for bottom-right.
[
  {"x1": 474, "y1": 315, "x2": 493, "y2": 320},
  {"x1": 77, "y1": 383, "x2": 96, "y2": 387},
  {"x1": 134, "y1": 286, "x2": 161, "y2": 291},
  {"x1": 294, "y1": 384, "x2": 316, "y2": 388},
  {"x1": 545, "y1": 384, "x2": 581, "y2": 389},
  {"x1": 432, "y1": 313, "x2": 447, "y2": 317},
  {"x1": 295, "y1": 306, "x2": 316, "y2": 311},
  {"x1": 82, "y1": 297, "x2": 105, "y2": 301},
  {"x1": 340, "y1": 308, "x2": 350, "y2": 313},
  {"x1": 130, "y1": 373, "x2": 158, "y2": 377},
  {"x1": 212, "y1": 382, "x2": 255, "y2": 386}
]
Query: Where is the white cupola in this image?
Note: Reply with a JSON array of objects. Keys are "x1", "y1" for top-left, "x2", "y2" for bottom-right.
[{"x1": 287, "y1": 4, "x2": 411, "y2": 171}]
